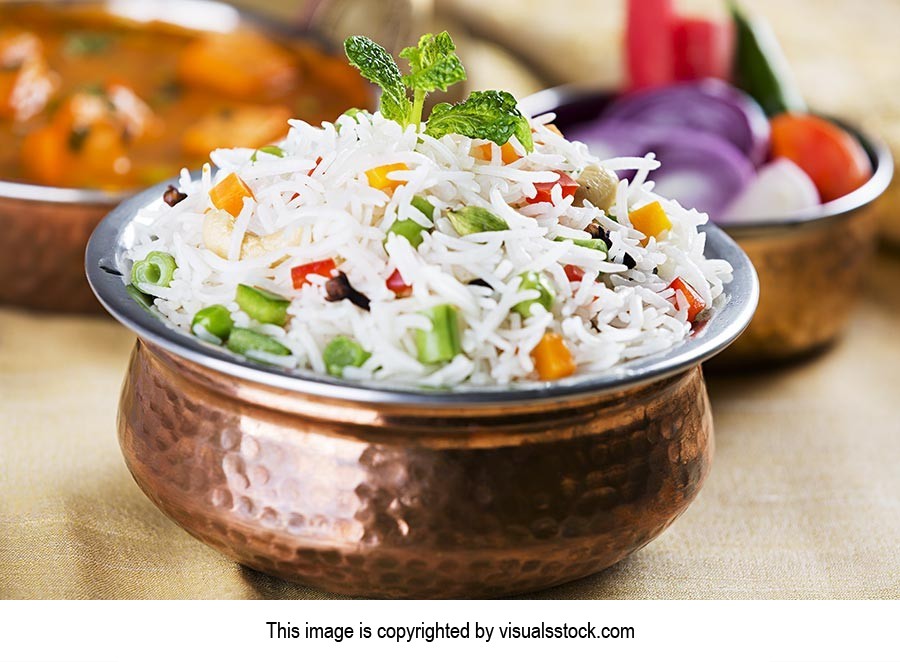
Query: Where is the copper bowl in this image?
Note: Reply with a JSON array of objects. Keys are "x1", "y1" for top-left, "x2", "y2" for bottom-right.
[
  {"x1": 0, "y1": 0, "x2": 399, "y2": 314},
  {"x1": 522, "y1": 86, "x2": 894, "y2": 367},
  {"x1": 86, "y1": 182, "x2": 758, "y2": 598}
]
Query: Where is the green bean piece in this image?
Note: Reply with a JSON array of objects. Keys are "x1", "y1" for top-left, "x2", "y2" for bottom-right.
[
  {"x1": 125, "y1": 284, "x2": 154, "y2": 312},
  {"x1": 446, "y1": 206, "x2": 508, "y2": 236},
  {"x1": 553, "y1": 236, "x2": 608, "y2": 253},
  {"x1": 226, "y1": 328, "x2": 291, "y2": 360},
  {"x1": 513, "y1": 271, "x2": 555, "y2": 318},
  {"x1": 415, "y1": 304, "x2": 462, "y2": 364},
  {"x1": 191, "y1": 305, "x2": 234, "y2": 343},
  {"x1": 131, "y1": 251, "x2": 177, "y2": 294},
  {"x1": 386, "y1": 219, "x2": 427, "y2": 248},
  {"x1": 323, "y1": 336, "x2": 371, "y2": 377},
  {"x1": 235, "y1": 284, "x2": 290, "y2": 326},
  {"x1": 410, "y1": 195, "x2": 436, "y2": 219}
]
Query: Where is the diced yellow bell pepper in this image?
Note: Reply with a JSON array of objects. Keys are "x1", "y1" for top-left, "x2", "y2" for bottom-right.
[
  {"x1": 365, "y1": 163, "x2": 406, "y2": 191},
  {"x1": 473, "y1": 141, "x2": 520, "y2": 164},
  {"x1": 209, "y1": 172, "x2": 255, "y2": 218},
  {"x1": 629, "y1": 201, "x2": 672, "y2": 245},
  {"x1": 531, "y1": 332, "x2": 576, "y2": 381}
]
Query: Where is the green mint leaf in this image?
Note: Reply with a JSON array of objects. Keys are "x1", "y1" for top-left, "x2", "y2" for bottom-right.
[
  {"x1": 424, "y1": 90, "x2": 533, "y2": 152},
  {"x1": 344, "y1": 36, "x2": 411, "y2": 123},
  {"x1": 400, "y1": 31, "x2": 466, "y2": 93}
]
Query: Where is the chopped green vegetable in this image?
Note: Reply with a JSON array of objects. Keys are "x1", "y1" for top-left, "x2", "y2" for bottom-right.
[
  {"x1": 343, "y1": 35, "x2": 412, "y2": 124},
  {"x1": 446, "y1": 206, "x2": 509, "y2": 236},
  {"x1": 343, "y1": 107, "x2": 365, "y2": 119},
  {"x1": 191, "y1": 305, "x2": 234, "y2": 342},
  {"x1": 131, "y1": 251, "x2": 177, "y2": 294},
  {"x1": 415, "y1": 304, "x2": 462, "y2": 364},
  {"x1": 323, "y1": 336, "x2": 371, "y2": 376},
  {"x1": 400, "y1": 32, "x2": 466, "y2": 129},
  {"x1": 235, "y1": 284, "x2": 290, "y2": 326},
  {"x1": 553, "y1": 236, "x2": 608, "y2": 253},
  {"x1": 410, "y1": 195, "x2": 435, "y2": 219},
  {"x1": 63, "y1": 32, "x2": 113, "y2": 56},
  {"x1": 425, "y1": 90, "x2": 533, "y2": 152},
  {"x1": 125, "y1": 284, "x2": 154, "y2": 312},
  {"x1": 226, "y1": 328, "x2": 291, "y2": 360},
  {"x1": 513, "y1": 272, "x2": 555, "y2": 317},
  {"x1": 386, "y1": 219, "x2": 428, "y2": 248},
  {"x1": 250, "y1": 145, "x2": 285, "y2": 162},
  {"x1": 730, "y1": 2, "x2": 805, "y2": 116}
]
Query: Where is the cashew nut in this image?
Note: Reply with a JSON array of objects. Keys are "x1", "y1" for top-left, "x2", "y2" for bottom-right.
[
  {"x1": 202, "y1": 209, "x2": 301, "y2": 261},
  {"x1": 574, "y1": 164, "x2": 619, "y2": 212}
]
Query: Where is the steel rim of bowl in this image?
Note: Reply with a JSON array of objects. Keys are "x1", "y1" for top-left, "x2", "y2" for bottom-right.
[
  {"x1": 86, "y1": 179, "x2": 759, "y2": 407},
  {"x1": 0, "y1": 0, "x2": 355, "y2": 207},
  {"x1": 520, "y1": 84, "x2": 895, "y2": 234}
]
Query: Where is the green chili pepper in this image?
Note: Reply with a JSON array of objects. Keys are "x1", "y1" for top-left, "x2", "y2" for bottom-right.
[
  {"x1": 513, "y1": 272, "x2": 555, "y2": 318},
  {"x1": 446, "y1": 206, "x2": 508, "y2": 236},
  {"x1": 131, "y1": 251, "x2": 177, "y2": 294},
  {"x1": 191, "y1": 305, "x2": 234, "y2": 343},
  {"x1": 226, "y1": 328, "x2": 291, "y2": 360},
  {"x1": 415, "y1": 304, "x2": 462, "y2": 364},
  {"x1": 553, "y1": 236, "x2": 608, "y2": 253},
  {"x1": 323, "y1": 336, "x2": 371, "y2": 376},
  {"x1": 731, "y1": 2, "x2": 805, "y2": 116},
  {"x1": 235, "y1": 284, "x2": 290, "y2": 326}
]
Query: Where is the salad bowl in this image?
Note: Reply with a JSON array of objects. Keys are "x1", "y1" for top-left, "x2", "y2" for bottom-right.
[
  {"x1": 522, "y1": 86, "x2": 894, "y2": 366},
  {"x1": 86, "y1": 181, "x2": 758, "y2": 598}
]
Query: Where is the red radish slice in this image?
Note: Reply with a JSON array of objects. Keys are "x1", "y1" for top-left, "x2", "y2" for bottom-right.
[
  {"x1": 601, "y1": 80, "x2": 770, "y2": 166},
  {"x1": 721, "y1": 158, "x2": 821, "y2": 223},
  {"x1": 626, "y1": 0, "x2": 675, "y2": 90},
  {"x1": 570, "y1": 120, "x2": 755, "y2": 216}
]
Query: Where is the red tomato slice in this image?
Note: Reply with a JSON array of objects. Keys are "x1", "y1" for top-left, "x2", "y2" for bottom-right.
[
  {"x1": 291, "y1": 258, "x2": 336, "y2": 289},
  {"x1": 526, "y1": 171, "x2": 578, "y2": 205},
  {"x1": 770, "y1": 113, "x2": 872, "y2": 202}
]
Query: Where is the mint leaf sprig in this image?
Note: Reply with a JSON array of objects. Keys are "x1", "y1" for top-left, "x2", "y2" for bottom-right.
[{"x1": 343, "y1": 32, "x2": 533, "y2": 152}]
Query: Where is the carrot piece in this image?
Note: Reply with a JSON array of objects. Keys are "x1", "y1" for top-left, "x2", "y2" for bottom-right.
[
  {"x1": 669, "y1": 277, "x2": 705, "y2": 323},
  {"x1": 365, "y1": 163, "x2": 406, "y2": 191},
  {"x1": 770, "y1": 113, "x2": 872, "y2": 202},
  {"x1": 629, "y1": 201, "x2": 672, "y2": 245},
  {"x1": 209, "y1": 173, "x2": 255, "y2": 218},
  {"x1": 20, "y1": 124, "x2": 68, "y2": 185},
  {"x1": 531, "y1": 332, "x2": 576, "y2": 381},
  {"x1": 474, "y1": 141, "x2": 520, "y2": 164}
]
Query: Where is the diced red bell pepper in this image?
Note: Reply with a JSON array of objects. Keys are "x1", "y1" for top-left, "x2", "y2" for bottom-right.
[
  {"x1": 626, "y1": 0, "x2": 675, "y2": 90},
  {"x1": 669, "y1": 277, "x2": 705, "y2": 322},
  {"x1": 526, "y1": 171, "x2": 578, "y2": 205},
  {"x1": 673, "y1": 16, "x2": 735, "y2": 82},
  {"x1": 386, "y1": 268, "x2": 412, "y2": 298},
  {"x1": 564, "y1": 264, "x2": 585, "y2": 282},
  {"x1": 291, "y1": 258, "x2": 336, "y2": 289}
]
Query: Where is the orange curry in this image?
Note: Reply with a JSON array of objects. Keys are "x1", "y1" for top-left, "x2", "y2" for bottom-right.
[{"x1": 0, "y1": 3, "x2": 371, "y2": 190}]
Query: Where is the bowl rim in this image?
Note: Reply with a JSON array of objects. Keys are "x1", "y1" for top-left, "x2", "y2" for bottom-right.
[
  {"x1": 520, "y1": 83, "x2": 895, "y2": 233},
  {"x1": 0, "y1": 0, "x2": 343, "y2": 207},
  {"x1": 86, "y1": 180, "x2": 759, "y2": 407}
]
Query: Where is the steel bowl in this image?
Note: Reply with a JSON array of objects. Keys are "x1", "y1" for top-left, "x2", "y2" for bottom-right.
[
  {"x1": 0, "y1": 0, "x2": 394, "y2": 313},
  {"x1": 521, "y1": 86, "x2": 894, "y2": 367},
  {"x1": 86, "y1": 181, "x2": 757, "y2": 598}
]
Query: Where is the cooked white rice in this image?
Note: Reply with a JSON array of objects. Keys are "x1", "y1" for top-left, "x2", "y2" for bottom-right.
[{"x1": 124, "y1": 110, "x2": 733, "y2": 387}]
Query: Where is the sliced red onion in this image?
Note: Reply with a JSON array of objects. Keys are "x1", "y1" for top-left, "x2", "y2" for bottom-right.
[
  {"x1": 601, "y1": 79, "x2": 771, "y2": 166},
  {"x1": 721, "y1": 158, "x2": 821, "y2": 223},
  {"x1": 570, "y1": 120, "x2": 756, "y2": 216}
]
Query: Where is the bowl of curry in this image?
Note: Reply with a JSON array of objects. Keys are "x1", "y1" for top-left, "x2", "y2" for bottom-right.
[{"x1": 0, "y1": 0, "x2": 372, "y2": 312}]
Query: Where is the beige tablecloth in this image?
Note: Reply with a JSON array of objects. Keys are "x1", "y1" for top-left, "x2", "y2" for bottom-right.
[{"x1": 2, "y1": 250, "x2": 898, "y2": 600}]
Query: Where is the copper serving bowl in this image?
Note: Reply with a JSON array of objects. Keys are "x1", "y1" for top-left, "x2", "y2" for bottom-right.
[
  {"x1": 0, "y1": 0, "x2": 411, "y2": 314},
  {"x1": 86, "y1": 182, "x2": 758, "y2": 598},
  {"x1": 522, "y1": 86, "x2": 894, "y2": 367}
]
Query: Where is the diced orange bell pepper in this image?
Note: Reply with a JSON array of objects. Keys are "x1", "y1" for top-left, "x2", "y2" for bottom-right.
[
  {"x1": 531, "y1": 332, "x2": 576, "y2": 381},
  {"x1": 365, "y1": 163, "x2": 406, "y2": 191},
  {"x1": 474, "y1": 141, "x2": 520, "y2": 164},
  {"x1": 669, "y1": 277, "x2": 706, "y2": 323},
  {"x1": 629, "y1": 201, "x2": 672, "y2": 245},
  {"x1": 209, "y1": 172, "x2": 255, "y2": 218}
]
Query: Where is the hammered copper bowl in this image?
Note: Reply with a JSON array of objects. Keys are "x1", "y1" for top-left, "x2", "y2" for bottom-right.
[
  {"x1": 522, "y1": 86, "x2": 894, "y2": 367},
  {"x1": 86, "y1": 182, "x2": 758, "y2": 598}
]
